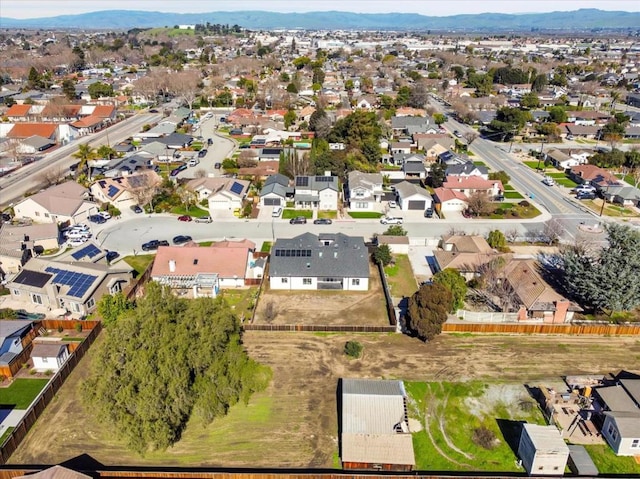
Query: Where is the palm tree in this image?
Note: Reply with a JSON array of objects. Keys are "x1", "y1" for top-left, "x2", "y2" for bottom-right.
[
  {"x1": 609, "y1": 90, "x2": 621, "y2": 112},
  {"x1": 72, "y1": 143, "x2": 96, "y2": 179}
]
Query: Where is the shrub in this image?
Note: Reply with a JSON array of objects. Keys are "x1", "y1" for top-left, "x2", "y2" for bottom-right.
[
  {"x1": 75, "y1": 322, "x2": 83, "y2": 333},
  {"x1": 472, "y1": 427, "x2": 497, "y2": 449},
  {"x1": 344, "y1": 340, "x2": 363, "y2": 359},
  {"x1": 0, "y1": 308, "x2": 17, "y2": 319},
  {"x1": 29, "y1": 369, "x2": 37, "y2": 375},
  {"x1": 518, "y1": 200, "x2": 531, "y2": 207},
  {"x1": 57, "y1": 326, "x2": 64, "y2": 333},
  {"x1": 44, "y1": 369, "x2": 53, "y2": 376}
]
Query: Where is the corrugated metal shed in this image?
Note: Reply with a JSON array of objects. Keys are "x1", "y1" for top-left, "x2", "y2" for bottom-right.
[
  {"x1": 567, "y1": 445, "x2": 599, "y2": 476},
  {"x1": 522, "y1": 424, "x2": 569, "y2": 454}
]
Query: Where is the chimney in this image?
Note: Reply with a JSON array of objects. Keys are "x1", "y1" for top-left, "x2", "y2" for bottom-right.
[
  {"x1": 169, "y1": 260, "x2": 176, "y2": 272},
  {"x1": 553, "y1": 300, "x2": 570, "y2": 324}
]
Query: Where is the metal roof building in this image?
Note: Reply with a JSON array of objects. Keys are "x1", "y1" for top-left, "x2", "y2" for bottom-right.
[{"x1": 341, "y1": 378, "x2": 415, "y2": 471}]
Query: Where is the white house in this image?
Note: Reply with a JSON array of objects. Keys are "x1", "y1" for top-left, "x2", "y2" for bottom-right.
[
  {"x1": 518, "y1": 424, "x2": 569, "y2": 476},
  {"x1": 186, "y1": 177, "x2": 250, "y2": 211},
  {"x1": 259, "y1": 174, "x2": 292, "y2": 207},
  {"x1": 13, "y1": 181, "x2": 99, "y2": 225},
  {"x1": 269, "y1": 233, "x2": 369, "y2": 291},
  {"x1": 347, "y1": 171, "x2": 384, "y2": 211},
  {"x1": 90, "y1": 170, "x2": 161, "y2": 210},
  {"x1": 394, "y1": 181, "x2": 433, "y2": 211},
  {"x1": 31, "y1": 342, "x2": 70, "y2": 372},
  {"x1": 293, "y1": 175, "x2": 339, "y2": 210}
]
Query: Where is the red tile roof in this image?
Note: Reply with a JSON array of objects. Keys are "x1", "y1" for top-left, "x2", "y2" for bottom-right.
[
  {"x1": 91, "y1": 105, "x2": 116, "y2": 117},
  {"x1": 442, "y1": 176, "x2": 504, "y2": 191},
  {"x1": 151, "y1": 242, "x2": 251, "y2": 279},
  {"x1": 6, "y1": 104, "x2": 32, "y2": 117},
  {"x1": 71, "y1": 116, "x2": 103, "y2": 128},
  {"x1": 433, "y1": 187, "x2": 469, "y2": 203},
  {"x1": 7, "y1": 123, "x2": 57, "y2": 139},
  {"x1": 40, "y1": 104, "x2": 81, "y2": 117}
]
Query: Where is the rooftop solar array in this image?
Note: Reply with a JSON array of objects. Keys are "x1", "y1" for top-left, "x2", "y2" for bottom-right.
[
  {"x1": 107, "y1": 185, "x2": 120, "y2": 198},
  {"x1": 315, "y1": 176, "x2": 334, "y2": 182},
  {"x1": 274, "y1": 249, "x2": 312, "y2": 257},
  {"x1": 12, "y1": 269, "x2": 52, "y2": 288},
  {"x1": 230, "y1": 181, "x2": 245, "y2": 195},
  {"x1": 44, "y1": 266, "x2": 98, "y2": 298},
  {"x1": 71, "y1": 243, "x2": 102, "y2": 260},
  {"x1": 295, "y1": 177, "x2": 309, "y2": 187}
]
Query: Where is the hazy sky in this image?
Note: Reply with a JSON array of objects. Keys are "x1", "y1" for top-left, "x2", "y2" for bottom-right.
[{"x1": 1, "y1": 0, "x2": 638, "y2": 19}]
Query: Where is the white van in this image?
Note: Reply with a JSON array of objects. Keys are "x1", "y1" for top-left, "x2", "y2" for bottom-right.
[{"x1": 272, "y1": 207, "x2": 283, "y2": 218}]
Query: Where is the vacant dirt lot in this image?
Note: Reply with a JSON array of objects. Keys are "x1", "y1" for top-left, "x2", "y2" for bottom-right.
[
  {"x1": 253, "y1": 263, "x2": 389, "y2": 326},
  {"x1": 9, "y1": 331, "x2": 640, "y2": 468}
]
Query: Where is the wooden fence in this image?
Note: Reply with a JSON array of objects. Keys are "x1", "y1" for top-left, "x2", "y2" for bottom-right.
[
  {"x1": 442, "y1": 322, "x2": 640, "y2": 335},
  {"x1": 0, "y1": 343, "x2": 32, "y2": 379},
  {"x1": 39, "y1": 319, "x2": 100, "y2": 331},
  {"x1": 0, "y1": 321, "x2": 102, "y2": 465},
  {"x1": 124, "y1": 262, "x2": 154, "y2": 300},
  {"x1": 243, "y1": 324, "x2": 396, "y2": 333},
  {"x1": 375, "y1": 259, "x2": 397, "y2": 327}
]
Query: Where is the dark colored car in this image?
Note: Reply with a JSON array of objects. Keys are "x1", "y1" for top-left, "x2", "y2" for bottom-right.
[
  {"x1": 141, "y1": 240, "x2": 160, "y2": 251},
  {"x1": 207, "y1": 138, "x2": 213, "y2": 146},
  {"x1": 178, "y1": 215, "x2": 192, "y2": 222},
  {"x1": 424, "y1": 208, "x2": 434, "y2": 218},
  {"x1": 577, "y1": 192, "x2": 596, "y2": 200},
  {"x1": 290, "y1": 216, "x2": 307, "y2": 224},
  {"x1": 170, "y1": 164, "x2": 188, "y2": 177},
  {"x1": 214, "y1": 162, "x2": 222, "y2": 169},
  {"x1": 198, "y1": 149, "x2": 208, "y2": 158},
  {"x1": 130, "y1": 205, "x2": 143, "y2": 214},
  {"x1": 313, "y1": 218, "x2": 332, "y2": 225},
  {"x1": 149, "y1": 109, "x2": 159, "y2": 113},
  {"x1": 173, "y1": 235, "x2": 193, "y2": 245},
  {"x1": 105, "y1": 250, "x2": 119, "y2": 262},
  {"x1": 88, "y1": 214, "x2": 107, "y2": 224}
]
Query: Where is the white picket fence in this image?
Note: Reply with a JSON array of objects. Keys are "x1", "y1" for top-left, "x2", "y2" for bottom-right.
[{"x1": 456, "y1": 309, "x2": 519, "y2": 323}]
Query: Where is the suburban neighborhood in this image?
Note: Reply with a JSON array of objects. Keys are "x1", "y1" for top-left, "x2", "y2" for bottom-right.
[{"x1": 0, "y1": 4, "x2": 639, "y2": 478}]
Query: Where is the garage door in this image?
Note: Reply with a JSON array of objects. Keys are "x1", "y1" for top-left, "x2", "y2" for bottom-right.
[
  {"x1": 264, "y1": 198, "x2": 281, "y2": 206},
  {"x1": 407, "y1": 200, "x2": 426, "y2": 210}
]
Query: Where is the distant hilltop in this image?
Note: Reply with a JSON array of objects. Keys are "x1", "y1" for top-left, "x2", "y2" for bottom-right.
[{"x1": 1, "y1": 8, "x2": 640, "y2": 31}]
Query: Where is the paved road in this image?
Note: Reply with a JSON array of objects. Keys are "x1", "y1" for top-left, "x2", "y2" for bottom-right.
[{"x1": 0, "y1": 112, "x2": 161, "y2": 208}]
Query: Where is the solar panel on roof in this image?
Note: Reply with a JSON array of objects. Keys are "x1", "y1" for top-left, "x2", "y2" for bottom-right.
[
  {"x1": 107, "y1": 185, "x2": 119, "y2": 198},
  {"x1": 315, "y1": 176, "x2": 334, "y2": 182},
  {"x1": 230, "y1": 182, "x2": 244, "y2": 195},
  {"x1": 70, "y1": 243, "x2": 102, "y2": 260},
  {"x1": 295, "y1": 177, "x2": 309, "y2": 187},
  {"x1": 44, "y1": 266, "x2": 98, "y2": 298},
  {"x1": 12, "y1": 270, "x2": 52, "y2": 288}
]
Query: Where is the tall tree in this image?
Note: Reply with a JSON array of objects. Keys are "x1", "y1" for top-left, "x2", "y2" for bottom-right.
[
  {"x1": 561, "y1": 224, "x2": 640, "y2": 313},
  {"x1": 433, "y1": 268, "x2": 468, "y2": 312},
  {"x1": 406, "y1": 283, "x2": 453, "y2": 342}
]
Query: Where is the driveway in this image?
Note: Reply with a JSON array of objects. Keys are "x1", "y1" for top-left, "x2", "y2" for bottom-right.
[{"x1": 407, "y1": 245, "x2": 435, "y2": 283}]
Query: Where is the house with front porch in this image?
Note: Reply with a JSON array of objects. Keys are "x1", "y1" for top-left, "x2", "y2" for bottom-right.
[
  {"x1": 90, "y1": 170, "x2": 162, "y2": 211},
  {"x1": 445, "y1": 161, "x2": 489, "y2": 180},
  {"x1": 259, "y1": 174, "x2": 292, "y2": 207},
  {"x1": 293, "y1": 175, "x2": 339, "y2": 210},
  {"x1": 186, "y1": 177, "x2": 250, "y2": 211},
  {"x1": 441, "y1": 176, "x2": 503, "y2": 199},
  {"x1": 394, "y1": 181, "x2": 432, "y2": 211}
]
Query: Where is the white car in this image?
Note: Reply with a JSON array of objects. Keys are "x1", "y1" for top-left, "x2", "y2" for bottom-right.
[
  {"x1": 68, "y1": 223, "x2": 89, "y2": 232},
  {"x1": 98, "y1": 211, "x2": 111, "y2": 220},
  {"x1": 380, "y1": 216, "x2": 404, "y2": 225},
  {"x1": 542, "y1": 177, "x2": 555, "y2": 186},
  {"x1": 67, "y1": 237, "x2": 89, "y2": 247},
  {"x1": 388, "y1": 201, "x2": 397, "y2": 208},
  {"x1": 65, "y1": 229, "x2": 91, "y2": 239}
]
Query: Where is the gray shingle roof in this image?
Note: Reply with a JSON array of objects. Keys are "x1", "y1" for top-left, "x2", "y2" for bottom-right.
[{"x1": 270, "y1": 233, "x2": 369, "y2": 278}]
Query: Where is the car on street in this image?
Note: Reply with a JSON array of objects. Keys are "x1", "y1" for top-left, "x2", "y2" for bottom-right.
[
  {"x1": 194, "y1": 215, "x2": 212, "y2": 223},
  {"x1": 141, "y1": 240, "x2": 169, "y2": 251},
  {"x1": 98, "y1": 211, "x2": 111, "y2": 220},
  {"x1": 214, "y1": 162, "x2": 222, "y2": 169},
  {"x1": 178, "y1": 215, "x2": 192, "y2": 222},
  {"x1": 380, "y1": 216, "x2": 403, "y2": 225},
  {"x1": 188, "y1": 158, "x2": 200, "y2": 167},
  {"x1": 170, "y1": 164, "x2": 188, "y2": 177},
  {"x1": 130, "y1": 205, "x2": 143, "y2": 214},
  {"x1": 453, "y1": 130, "x2": 462, "y2": 138},
  {"x1": 88, "y1": 214, "x2": 107, "y2": 224},
  {"x1": 197, "y1": 149, "x2": 208, "y2": 158},
  {"x1": 542, "y1": 176, "x2": 555, "y2": 186},
  {"x1": 313, "y1": 218, "x2": 332, "y2": 225},
  {"x1": 172, "y1": 235, "x2": 193, "y2": 245},
  {"x1": 290, "y1": 216, "x2": 307, "y2": 224}
]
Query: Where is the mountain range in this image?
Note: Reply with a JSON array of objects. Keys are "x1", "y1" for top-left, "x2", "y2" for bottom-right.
[{"x1": 1, "y1": 9, "x2": 639, "y2": 31}]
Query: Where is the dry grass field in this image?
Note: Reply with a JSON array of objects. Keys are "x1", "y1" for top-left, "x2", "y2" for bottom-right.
[
  {"x1": 8, "y1": 332, "x2": 640, "y2": 468},
  {"x1": 253, "y1": 264, "x2": 388, "y2": 326}
]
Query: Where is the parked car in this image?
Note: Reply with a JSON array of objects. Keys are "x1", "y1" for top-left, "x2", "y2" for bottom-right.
[
  {"x1": 313, "y1": 218, "x2": 332, "y2": 225},
  {"x1": 388, "y1": 201, "x2": 397, "y2": 208},
  {"x1": 170, "y1": 164, "x2": 188, "y2": 177},
  {"x1": 105, "y1": 250, "x2": 119, "y2": 262},
  {"x1": 424, "y1": 208, "x2": 434, "y2": 218},
  {"x1": 197, "y1": 149, "x2": 208, "y2": 158},
  {"x1": 88, "y1": 214, "x2": 107, "y2": 224},
  {"x1": 98, "y1": 211, "x2": 111, "y2": 220},
  {"x1": 141, "y1": 240, "x2": 169, "y2": 251},
  {"x1": 65, "y1": 229, "x2": 90, "y2": 239},
  {"x1": 68, "y1": 237, "x2": 89, "y2": 247},
  {"x1": 214, "y1": 162, "x2": 222, "y2": 169},
  {"x1": 130, "y1": 205, "x2": 143, "y2": 214},
  {"x1": 576, "y1": 191, "x2": 596, "y2": 200},
  {"x1": 172, "y1": 235, "x2": 193, "y2": 245},
  {"x1": 380, "y1": 216, "x2": 403, "y2": 225},
  {"x1": 178, "y1": 215, "x2": 192, "y2": 222},
  {"x1": 272, "y1": 207, "x2": 282, "y2": 218},
  {"x1": 188, "y1": 158, "x2": 200, "y2": 167},
  {"x1": 195, "y1": 215, "x2": 212, "y2": 223},
  {"x1": 574, "y1": 184, "x2": 596, "y2": 194},
  {"x1": 542, "y1": 176, "x2": 555, "y2": 186},
  {"x1": 290, "y1": 216, "x2": 307, "y2": 224},
  {"x1": 67, "y1": 223, "x2": 89, "y2": 233},
  {"x1": 453, "y1": 130, "x2": 462, "y2": 138}
]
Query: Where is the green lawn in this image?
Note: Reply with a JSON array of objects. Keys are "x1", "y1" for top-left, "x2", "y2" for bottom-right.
[
  {"x1": 0, "y1": 426, "x2": 14, "y2": 445},
  {"x1": 384, "y1": 255, "x2": 418, "y2": 297},
  {"x1": 219, "y1": 288, "x2": 258, "y2": 320},
  {"x1": 260, "y1": 241, "x2": 272, "y2": 253},
  {"x1": 170, "y1": 206, "x2": 209, "y2": 217},
  {"x1": 317, "y1": 211, "x2": 337, "y2": 219},
  {"x1": 348, "y1": 211, "x2": 384, "y2": 219},
  {"x1": 282, "y1": 209, "x2": 312, "y2": 219},
  {"x1": 545, "y1": 173, "x2": 578, "y2": 188},
  {"x1": 615, "y1": 173, "x2": 635, "y2": 186},
  {"x1": 503, "y1": 191, "x2": 524, "y2": 199},
  {"x1": 584, "y1": 445, "x2": 640, "y2": 474},
  {"x1": 123, "y1": 254, "x2": 155, "y2": 277},
  {"x1": 473, "y1": 161, "x2": 487, "y2": 167},
  {"x1": 503, "y1": 184, "x2": 515, "y2": 191},
  {"x1": 1, "y1": 379, "x2": 49, "y2": 409},
  {"x1": 523, "y1": 161, "x2": 544, "y2": 170},
  {"x1": 406, "y1": 381, "x2": 545, "y2": 472}
]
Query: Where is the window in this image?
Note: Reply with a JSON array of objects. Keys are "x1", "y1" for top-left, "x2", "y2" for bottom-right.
[
  {"x1": 355, "y1": 202, "x2": 367, "y2": 209},
  {"x1": 87, "y1": 298, "x2": 95, "y2": 309},
  {"x1": 71, "y1": 302, "x2": 81, "y2": 313},
  {"x1": 281, "y1": 278, "x2": 288, "y2": 284},
  {"x1": 42, "y1": 357, "x2": 48, "y2": 363},
  {"x1": 44, "y1": 213, "x2": 50, "y2": 218},
  {"x1": 31, "y1": 293, "x2": 43, "y2": 305},
  {"x1": 303, "y1": 278, "x2": 312, "y2": 285},
  {"x1": 351, "y1": 279, "x2": 360, "y2": 286},
  {"x1": 35, "y1": 211, "x2": 40, "y2": 216},
  {"x1": 12, "y1": 289, "x2": 20, "y2": 296},
  {"x1": 608, "y1": 424, "x2": 618, "y2": 441},
  {"x1": 632, "y1": 439, "x2": 640, "y2": 449}
]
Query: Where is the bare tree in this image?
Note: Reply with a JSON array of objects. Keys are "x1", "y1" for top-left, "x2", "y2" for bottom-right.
[
  {"x1": 130, "y1": 178, "x2": 162, "y2": 212},
  {"x1": 167, "y1": 69, "x2": 202, "y2": 110},
  {"x1": 40, "y1": 168, "x2": 64, "y2": 187},
  {"x1": 462, "y1": 131, "x2": 479, "y2": 147},
  {"x1": 194, "y1": 169, "x2": 207, "y2": 178},
  {"x1": 466, "y1": 191, "x2": 492, "y2": 217},
  {"x1": 542, "y1": 219, "x2": 565, "y2": 245},
  {"x1": 504, "y1": 227, "x2": 520, "y2": 244}
]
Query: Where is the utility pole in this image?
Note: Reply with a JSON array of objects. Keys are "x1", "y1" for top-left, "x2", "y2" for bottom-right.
[{"x1": 536, "y1": 139, "x2": 546, "y2": 171}]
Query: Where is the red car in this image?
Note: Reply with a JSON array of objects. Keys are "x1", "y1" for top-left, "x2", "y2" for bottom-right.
[{"x1": 177, "y1": 215, "x2": 192, "y2": 222}]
